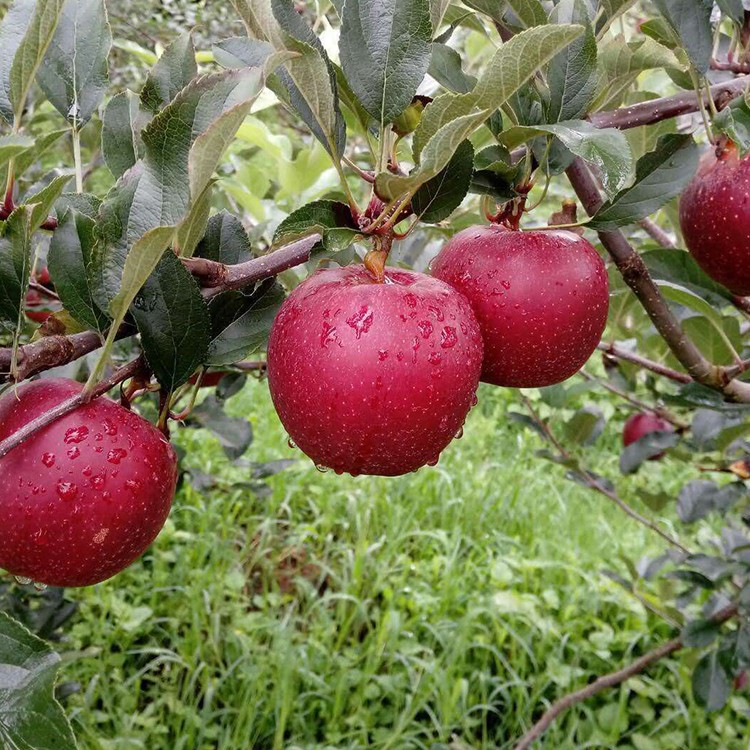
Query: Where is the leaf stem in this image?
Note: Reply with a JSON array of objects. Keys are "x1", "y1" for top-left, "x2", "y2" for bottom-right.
[{"x1": 72, "y1": 128, "x2": 84, "y2": 194}]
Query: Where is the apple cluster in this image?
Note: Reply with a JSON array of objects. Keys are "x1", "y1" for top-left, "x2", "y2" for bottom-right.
[{"x1": 267, "y1": 225, "x2": 610, "y2": 477}]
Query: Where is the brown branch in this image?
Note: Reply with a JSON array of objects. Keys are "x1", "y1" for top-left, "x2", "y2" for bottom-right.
[
  {"x1": 597, "y1": 342, "x2": 692, "y2": 384},
  {"x1": 588, "y1": 75, "x2": 750, "y2": 130},
  {"x1": 711, "y1": 59, "x2": 750, "y2": 74},
  {"x1": 638, "y1": 217, "x2": 676, "y2": 248},
  {"x1": 578, "y1": 369, "x2": 687, "y2": 429},
  {"x1": 0, "y1": 357, "x2": 144, "y2": 460},
  {"x1": 567, "y1": 158, "x2": 750, "y2": 402},
  {"x1": 513, "y1": 603, "x2": 739, "y2": 750},
  {"x1": 184, "y1": 233, "x2": 321, "y2": 298}
]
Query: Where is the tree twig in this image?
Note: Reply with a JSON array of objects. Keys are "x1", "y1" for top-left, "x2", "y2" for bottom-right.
[
  {"x1": 513, "y1": 603, "x2": 739, "y2": 750},
  {"x1": 597, "y1": 342, "x2": 692, "y2": 384},
  {"x1": 0, "y1": 357, "x2": 144, "y2": 460},
  {"x1": 638, "y1": 217, "x2": 676, "y2": 248}
]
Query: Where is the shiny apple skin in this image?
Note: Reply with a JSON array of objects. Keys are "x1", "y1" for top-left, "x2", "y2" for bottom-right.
[
  {"x1": 0, "y1": 378, "x2": 178, "y2": 587},
  {"x1": 267, "y1": 265, "x2": 483, "y2": 476},
  {"x1": 679, "y1": 146, "x2": 750, "y2": 295},
  {"x1": 431, "y1": 225, "x2": 609, "y2": 388}
]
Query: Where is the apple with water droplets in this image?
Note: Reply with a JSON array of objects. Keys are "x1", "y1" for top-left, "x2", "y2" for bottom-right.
[
  {"x1": 0, "y1": 378, "x2": 178, "y2": 587},
  {"x1": 267, "y1": 265, "x2": 483, "y2": 476},
  {"x1": 431, "y1": 225, "x2": 609, "y2": 387},
  {"x1": 680, "y1": 143, "x2": 750, "y2": 295},
  {"x1": 622, "y1": 412, "x2": 674, "y2": 460}
]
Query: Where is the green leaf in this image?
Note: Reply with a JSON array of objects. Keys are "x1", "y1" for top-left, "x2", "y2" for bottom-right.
[
  {"x1": 411, "y1": 24, "x2": 584, "y2": 163},
  {"x1": 716, "y1": 0, "x2": 744, "y2": 23},
  {"x1": 470, "y1": 144, "x2": 520, "y2": 200},
  {"x1": 132, "y1": 250, "x2": 211, "y2": 391},
  {"x1": 682, "y1": 618, "x2": 722, "y2": 648},
  {"x1": 196, "y1": 211, "x2": 253, "y2": 265},
  {"x1": 232, "y1": 0, "x2": 345, "y2": 158},
  {"x1": 548, "y1": 0, "x2": 598, "y2": 122},
  {"x1": 0, "y1": 0, "x2": 65, "y2": 125},
  {"x1": 36, "y1": 0, "x2": 111, "y2": 127},
  {"x1": 207, "y1": 279, "x2": 285, "y2": 365},
  {"x1": 0, "y1": 133, "x2": 34, "y2": 167},
  {"x1": 588, "y1": 133, "x2": 698, "y2": 229},
  {"x1": 596, "y1": 0, "x2": 638, "y2": 34},
  {"x1": 412, "y1": 138, "x2": 473, "y2": 222},
  {"x1": 190, "y1": 394, "x2": 253, "y2": 459},
  {"x1": 642, "y1": 248, "x2": 732, "y2": 307},
  {"x1": 428, "y1": 42, "x2": 476, "y2": 93},
  {"x1": 55, "y1": 192, "x2": 100, "y2": 220},
  {"x1": 47, "y1": 208, "x2": 108, "y2": 330},
  {"x1": 0, "y1": 611, "x2": 76, "y2": 750},
  {"x1": 563, "y1": 407, "x2": 605, "y2": 445},
  {"x1": 692, "y1": 650, "x2": 731, "y2": 711},
  {"x1": 503, "y1": 0, "x2": 548, "y2": 27},
  {"x1": 25, "y1": 173, "x2": 72, "y2": 230},
  {"x1": 377, "y1": 107, "x2": 491, "y2": 199},
  {"x1": 0, "y1": 206, "x2": 32, "y2": 331},
  {"x1": 653, "y1": 0, "x2": 713, "y2": 74},
  {"x1": 619, "y1": 431, "x2": 680, "y2": 474},
  {"x1": 176, "y1": 182, "x2": 213, "y2": 259},
  {"x1": 101, "y1": 90, "x2": 142, "y2": 179},
  {"x1": 13, "y1": 128, "x2": 67, "y2": 177},
  {"x1": 213, "y1": 37, "x2": 274, "y2": 69},
  {"x1": 274, "y1": 199, "x2": 360, "y2": 253},
  {"x1": 714, "y1": 96, "x2": 750, "y2": 157},
  {"x1": 499, "y1": 120, "x2": 634, "y2": 197},
  {"x1": 430, "y1": 0, "x2": 452, "y2": 31},
  {"x1": 140, "y1": 31, "x2": 197, "y2": 114},
  {"x1": 339, "y1": 0, "x2": 432, "y2": 126},
  {"x1": 461, "y1": 0, "x2": 507, "y2": 24}
]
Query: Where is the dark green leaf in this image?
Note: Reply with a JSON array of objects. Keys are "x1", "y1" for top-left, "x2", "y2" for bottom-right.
[
  {"x1": 132, "y1": 250, "x2": 211, "y2": 391},
  {"x1": 693, "y1": 650, "x2": 731, "y2": 711},
  {"x1": 716, "y1": 0, "x2": 744, "y2": 23},
  {"x1": 101, "y1": 90, "x2": 142, "y2": 179},
  {"x1": 274, "y1": 200, "x2": 360, "y2": 253},
  {"x1": 653, "y1": 0, "x2": 713, "y2": 74},
  {"x1": 677, "y1": 480, "x2": 746, "y2": 523},
  {"x1": 0, "y1": 611, "x2": 76, "y2": 750},
  {"x1": 682, "y1": 618, "x2": 722, "y2": 648},
  {"x1": 0, "y1": 133, "x2": 34, "y2": 168},
  {"x1": 54, "y1": 191, "x2": 101, "y2": 220},
  {"x1": 412, "y1": 139, "x2": 473, "y2": 223},
  {"x1": 13, "y1": 128, "x2": 67, "y2": 176},
  {"x1": 588, "y1": 133, "x2": 699, "y2": 229},
  {"x1": 47, "y1": 209, "x2": 108, "y2": 330},
  {"x1": 620, "y1": 430, "x2": 680, "y2": 474},
  {"x1": 428, "y1": 42, "x2": 476, "y2": 94},
  {"x1": 191, "y1": 394, "x2": 253, "y2": 460},
  {"x1": 714, "y1": 96, "x2": 750, "y2": 158},
  {"x1": 37, "y1": 0, "x2": 111, "y2": 127},
  {"x1": 736, "y1": 621, "x2": 750, "y2": 669},
  {"x1": 207, "y1": 279, "x2": 285, "y2": 366},
  {"x1": 339, "y1": 0, "x2": 432, "y2": 125},
  {"x1": 548, "y1": 0, "x2": 598, "y2": 122},
  {"x1": 196, "y1": 211, "x2": 253, "y2": 265},
  {"x1": 461, "y1": 0, "x2": 506, "y2": 24},
  {"x1": 140, "y1": 31, "x2": 197, "y2": 113},
  {"x1": 0, "y1": 0, "x2": 65, "y2": 125},
  {"x1": 563, "y1": 407, "x2": 605, "y2": 445},
  {"x1": 503, "y1": 0, "x2": 548, "y2": 27},
  {"x1": 0, "y1": 206, "x2": 32, "y2": 331}
]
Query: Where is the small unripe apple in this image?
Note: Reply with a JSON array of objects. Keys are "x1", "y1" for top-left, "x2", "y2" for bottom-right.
[
  {"x1": 431, "y1": 225, "x2": 609, "y2": 387},
  {"x1": 0, "y1": 378, "x2": 178, "y2": 587},
  {"x1": 622, "y1": 412, "x2": 674, "y2": 459},
  {"x1": 680, "y1": 144, "x2": 750, "y2": 295},
  {"x1": 267, "y1": 265, "x2": 483, "y2": 476}
]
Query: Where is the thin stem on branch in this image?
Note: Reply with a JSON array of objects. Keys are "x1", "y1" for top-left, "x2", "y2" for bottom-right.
[{"x1": 597, "y1": 342, "x2": 692, "y2": 384}]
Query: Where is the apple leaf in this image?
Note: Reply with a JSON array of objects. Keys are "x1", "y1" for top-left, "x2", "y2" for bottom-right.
[
  {"x1": 653, "y1": 0, "x2": 713, "y2": 74},
  {"x1": 588, "y1": 133, "x2": 698, "y2": 229},
  {"x1": 339, "y1": 0, "x2": 432, "y2": 125},
  {"x1": 37, "y1": 0, "x2": 112, "y2": 127},
  {"x1": 196, "y1": 212, "x2": 254, "y2": 265},
  {"x1": 428, "y1": 43, "x2": 476, "y2": 94},
  {"x1": 140, "y1": 31, "x2": 196, "y2": 113},
  {"x1": 0, "y1": 206, "x2": 32, "y2": 333},
  {"x1": 101, "y1": 90, "x2": 142, "y2": 179},
  {"x1": 274, "y1": 199, "x2": 361, "y2": 253},
  {"x1": 0, "y1": 611, "x2": 77, "y2": 750},
  {"x1": 0, "y1": 134, "x2": 34, "y2": 168},
  {"x1": 693, "y1": 650, "x2": 731, "y2": 711}
]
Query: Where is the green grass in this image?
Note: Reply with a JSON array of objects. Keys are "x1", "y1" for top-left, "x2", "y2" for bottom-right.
[{"x1": 60, "y1": 379, "x2": 749, "y2": 750}]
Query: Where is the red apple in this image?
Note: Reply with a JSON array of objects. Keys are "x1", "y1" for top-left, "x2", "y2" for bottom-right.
[
  {"x1": 188, "y1": 371, "x2": 229, "y2": 387},
  {"x1": 25, "y1": 288, "x2": 58, "y2": 324},
  {"x1": 622, "y1": 412, "x2": 674, "y2": 459},
  {"x1": 0, "y1": 378, "x2": 178, "y2": 587},
  {"x1": 431, "y1": 225, "x2": 609, "y2": 387},
  {"x1": 679, "y1": 143, "x2": 750, "y2": 295},
  {"x1": 267, "y1": 265, "x2": 483, "y2": 476}
]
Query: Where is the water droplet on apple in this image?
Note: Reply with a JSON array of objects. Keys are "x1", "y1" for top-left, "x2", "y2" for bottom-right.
[
  {"x1": 41, "y1": 452, "x2": 56, "y2": 468},
  {"x1": 67, "y1": 447, "x2": 80, "y2": 459},
  {"x1": 428, "y1": 352, "x2": 442, "y2": 365},
  {"x1": 440, "y1": 326, "x2": 458, "y2": 349},
  {"x1": 378, "y1": 349, "x2": 389, "y2": 361},
  {"x1": 64, "y1": 425, "x2": 89, "y2": 444},
  {"x1": 107, "y1": 448, "x2": 128, "y2": 465},
  {"x1": 90, "y1": 474, "x2": 105, "y2": 490},
  {"x1": 56, "y1": 480, "x2": 78, "y2": 501},
  {"x1": 418, "y1": 320, "x2": 433, "y2": 338},
  {"x1": 346, "y1": 306, "x2": 374, "y2": 339},
  {"x1": 103, "y1": 418, "x2": 118, "y2": 436},
  {"x1": 427, "y1": 456, "x2": 440, "y2": 466}
]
